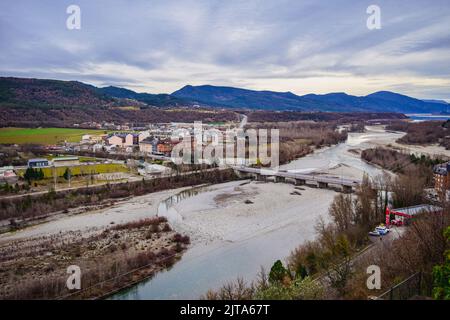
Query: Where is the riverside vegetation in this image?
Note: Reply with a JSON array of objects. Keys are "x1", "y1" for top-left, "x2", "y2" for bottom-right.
[
  {"x1": 0, "y1": 216, "x2": 191, "y2": 299},
  {"x1": 0, "y1": 169, "x2": 238, "y2": 227},
  {"x1": 387, "y1": 120, "x2": 450, "y2": 150},
  {"x1": 248, "y1": 121, "x2": 348, "y2": 165},
  {"x1": 205, "y1": 164, "x2": 450, "y2": 299}
]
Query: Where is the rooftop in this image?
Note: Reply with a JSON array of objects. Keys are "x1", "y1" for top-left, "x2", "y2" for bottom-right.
[
  {"x1": 141, "y1": 137, "x2": 156, "y2": 144},
  {"x1": 53, "y1": 157, "x2": 79, "y2": 161},
  {"x1": 391, "y1": 204, "x2": 442, "y2": 216},
  {"x1": 108, "y1": 132, "x2": 140, "y2": 138},
  {"x1": 28, "y1": 158, "x2": 49, "y2": 162}
]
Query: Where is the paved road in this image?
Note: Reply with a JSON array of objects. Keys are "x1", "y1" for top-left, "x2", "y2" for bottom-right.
[{"x1": 0, "y1": 167, "x2": 228, "y2": 200}]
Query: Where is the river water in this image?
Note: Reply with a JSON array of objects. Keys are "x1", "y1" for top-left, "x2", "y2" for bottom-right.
[
  {"x1": 279, "y1": 126, "x2": 402, "y2": 179},
  {"x1": 110, "y1": 126, "x2": 400, "y2": 300}
]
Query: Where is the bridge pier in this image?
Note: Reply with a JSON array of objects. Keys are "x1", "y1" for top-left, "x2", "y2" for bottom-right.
[
  {"x1": 275, "y1": 176, "x2": 285, "y2": 183},
  {"x1": 318, "y1": 181, "x2": 328, "y2": 189},
  {"x1": 342, "y1": 185, "x2": 353, "y2": 193},
  {"x1": 285, "y1": 178, "x2": 296, "y2": 185},
  {"x1": 234, "y1": 167, "x2": 360, "y2": 191},
  {"x1": 256, "y1": 174, "x2": 267, "y2": 182}
]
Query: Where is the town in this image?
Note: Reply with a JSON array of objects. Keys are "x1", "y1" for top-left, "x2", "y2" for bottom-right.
[
  {"x1": 0, "y1": 121, "x2": 246, "y2": 193},
  {"x1": 0, "y1": 0, "x2": 449, "y2": 309}
]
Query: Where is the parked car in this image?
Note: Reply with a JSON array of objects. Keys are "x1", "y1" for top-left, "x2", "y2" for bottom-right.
[
  {"x1": 369, "y1": 225, "x2": 390, "y2": 236},
  {"x1": 375, "y1": 226, "x2": 390, "y2": 235}
]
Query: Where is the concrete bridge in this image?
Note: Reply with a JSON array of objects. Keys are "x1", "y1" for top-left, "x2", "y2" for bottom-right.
[{"x1": 233, "y1": 166, "x2": 361, "y2": 193}]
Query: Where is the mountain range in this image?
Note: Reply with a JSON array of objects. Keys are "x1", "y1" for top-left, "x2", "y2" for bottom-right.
[
  {"x1": 0, "y1": 77, "x2": 448, "y2": 114},
  {"x1": 172, "y1": 85, "x2": 448, "y2": 113}
]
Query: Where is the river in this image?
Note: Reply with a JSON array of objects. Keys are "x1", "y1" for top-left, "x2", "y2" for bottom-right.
[
  {"x1": 110, "y1": 126, "x2": 402, "y2": 300},
  {"x1": 279, "y1": 126, "x2": 404, "y2": 179}
]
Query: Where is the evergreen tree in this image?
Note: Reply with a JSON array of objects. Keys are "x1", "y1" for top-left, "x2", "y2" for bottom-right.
[
  {"x1": 38, "y1": 169, "x2": 44, "y2": 180},
  {"x1": 269, "y1": 260, "x2": 289, "y2": 284},
  {"x1": 24, "y1": 168, "x2": 35, "y2": 182},
  {"x1": 63, "y1": 168, "x2": 71, "y2": 181},
  {"x1": 296, "y1": 264, "x2": 308, "y2": 280}
]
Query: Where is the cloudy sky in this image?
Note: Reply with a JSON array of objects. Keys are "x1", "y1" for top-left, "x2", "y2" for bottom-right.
[{"x1": 1, "y1": 0, "x2": 449, "y2": 100}]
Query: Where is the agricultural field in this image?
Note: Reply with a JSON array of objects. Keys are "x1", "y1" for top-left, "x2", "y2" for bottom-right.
[
  {"x1": 0, "y1": 127, "x2": 107, "y2": 145},
  {"x1": 16, "y1": 163, "x2": 129, "y2": 178}
]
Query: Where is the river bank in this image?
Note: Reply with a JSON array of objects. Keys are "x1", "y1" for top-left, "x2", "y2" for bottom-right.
[
  {"x1": 280, "y1": 125, "x2": 450, "y2": 180},
  {"x1": 1, "y1": 125, "x2": 443, "y2": 300},
  {"x1": 0, "y1": 186, "x2": 193, "y2": 242},
  {"x1": 111, "y1": 126, "x2": 408, "y2": 299},
  {"x1": 0, "y1": 216, "x2": 190, "y2": 299},
  {"x1": 112, "y1": 180, "x2": 336, "y2": 299}
]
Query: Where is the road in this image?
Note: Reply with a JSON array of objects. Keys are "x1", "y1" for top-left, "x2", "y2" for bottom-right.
[
  {"x1": 0, "y1": 167, "x2": 229, "y2": 200},
  {"x1": 314, "y1": 226, "x2": 405, "y2": 288},
  {"x1": 239, "y1": 114, "x2": 248, "y2": 129}
]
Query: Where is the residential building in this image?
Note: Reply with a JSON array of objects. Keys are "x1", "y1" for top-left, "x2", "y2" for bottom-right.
[
  {"x1": 0, "y1": 166, "x2": 14, "y2": 176},
  {"x1": 139, "y1": 137, "x2": 153, "y2": 154},
  {"x1": 125, "y1": 133, "x2": 139, "y2": 147},
  {"x1": 157, "y1": 141, "x2": 174, "y2": 155},
  {"x1": 0, "y1": 166, "x2": 18, "y2": 184},
  {"x1": 92, "y1": 143, "x2": 104, "y2": 152},
  {"x1": 138, "y1": 130, "x2": 151, "y2": 142},
  {"x1": 108, "y1": 134, "x2": 126, "y2": 147},
  {"x1": 107, "y1": 133, "x2": 140, "y2": 149},
  {"x1": 433, "y1": 162, "x2": 450, "y2": 194}
]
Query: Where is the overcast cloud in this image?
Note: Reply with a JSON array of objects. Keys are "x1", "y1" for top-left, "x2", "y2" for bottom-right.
[{"x1": 0, "y1": 0, "x2": 449, "y2": 100}]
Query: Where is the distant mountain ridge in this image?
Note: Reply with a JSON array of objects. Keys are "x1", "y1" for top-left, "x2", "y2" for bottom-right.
[
  {"x1": 0, "y1": 77, "x2": 113, "y2": 109},
  {"x1": 0, "y1": 76, "x2": 447, "y2": 114},
  {"x1": 172, "y1": 85, "x2": 446, "y2": 113},
  {"x1": 98, "y1": 86, "x2": 186, "y2": 107}
]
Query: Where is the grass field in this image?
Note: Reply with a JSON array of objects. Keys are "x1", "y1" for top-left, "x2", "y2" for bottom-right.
[
  {"x1": 0, "y1": 127, "x2": 107, "y2": 145},
  {"x1": 16, "y1": 163, "x2": 129, "y2": 178}
]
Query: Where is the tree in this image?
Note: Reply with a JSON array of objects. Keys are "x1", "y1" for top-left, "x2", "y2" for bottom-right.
[
  {"x1": 321, "y1": 234, "x2": 354, "y2": 295},
  {"x1": 329, "y1": 193, "x2": 354, "y2": 232},
  {"x1": 38, "y1": 169, "x2": 44, "y2": 180},
  {"x1": 432, "y1": 226, "x2": 450, "y2": 300},
  {"x1": 2, "y1": 182, "x2": 11, "y2": 193},
  {"x1": 295, "y1": 264, "x2": 308, "y2": 280},
  {"x1": 24, "y1": 168, "x2": 35, "y2": 182},
  {"x1": 269, "y1": 260, "x2": 289, "y2": 284},
  {"x1": 373, "y1": 172, "x2": 391, "y2": 224},
  {"x1": 391, "y1": 167, "x2": 426, "y2": 208},
  {"x1": 24, "y1": 168, "x2": 44, "y2": 182},
  {"x1": 354, "y1": 174, "x2": 377, "y2": 228},
  {"x1": 63, "y1": 168, "x2": 72, "y2": 181}
]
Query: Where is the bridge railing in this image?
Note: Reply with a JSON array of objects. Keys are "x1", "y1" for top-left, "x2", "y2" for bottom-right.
[{"x1": 233, "y1": 166, "x2": 361, "y2": 186}]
